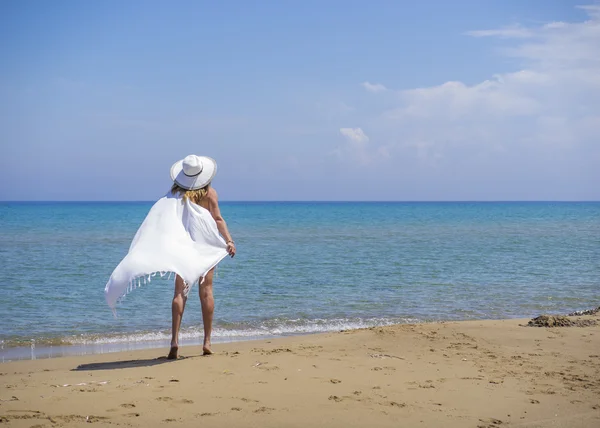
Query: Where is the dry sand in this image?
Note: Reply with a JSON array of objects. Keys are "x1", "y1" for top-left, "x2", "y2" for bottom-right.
[{"x1": 1, "y1": 314, "x2": 599, "y2": 427}]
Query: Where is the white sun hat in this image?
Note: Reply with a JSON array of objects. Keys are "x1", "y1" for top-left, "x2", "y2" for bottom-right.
[{"x1": 170, "y1": 155, "x2": 217, "y2": 190}]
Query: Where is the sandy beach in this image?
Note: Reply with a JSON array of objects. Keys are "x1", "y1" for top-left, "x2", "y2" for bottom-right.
[{"x1": 1, "y1": 314, "x2": 599, "y2": 428}]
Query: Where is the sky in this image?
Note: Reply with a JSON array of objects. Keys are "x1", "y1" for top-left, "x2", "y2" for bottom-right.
[{"x1": 1, "y1": 0, "x2": 598, "y2": 201}]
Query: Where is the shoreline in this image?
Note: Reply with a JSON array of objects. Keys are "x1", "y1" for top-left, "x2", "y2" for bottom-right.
[
  {"x1": 3, "y1": 308, "x2": 597, "y2": 362},
  {"x1": 1, "y1": 314, "x2": 599, "y2": 427},
  {"x1": 1, "y1": 335, "x2": 280, "y2": 363}
]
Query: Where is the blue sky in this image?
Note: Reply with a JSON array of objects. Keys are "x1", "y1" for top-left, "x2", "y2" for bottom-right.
[{"x1": 1, "y1": 0, "x2": 598, "y2": 201}]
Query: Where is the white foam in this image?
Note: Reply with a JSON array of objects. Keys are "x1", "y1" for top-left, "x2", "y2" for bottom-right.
[
  {"x1": 61, "y1": 317, "x2": 420, "y2": 346},
  {"x1": 1, "y1": 317, "x2": 425, "y2": 361}
]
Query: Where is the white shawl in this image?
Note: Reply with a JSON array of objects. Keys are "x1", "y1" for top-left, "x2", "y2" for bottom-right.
[{"x1": 104, "y1": 192, "x2": 229, "y2": 312}]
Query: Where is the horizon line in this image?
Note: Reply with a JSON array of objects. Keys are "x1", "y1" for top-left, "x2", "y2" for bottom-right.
[{"x1": 1, "y1": 200, "x2": 599, "y2": 203}]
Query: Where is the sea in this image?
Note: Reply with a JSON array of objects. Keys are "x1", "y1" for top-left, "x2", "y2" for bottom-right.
[{"x1": 1, "y1": 201, "x2": 598, "y2": 361}]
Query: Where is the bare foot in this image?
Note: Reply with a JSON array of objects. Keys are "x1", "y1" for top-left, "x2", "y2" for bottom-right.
[
  {"x1": 203, "y1": 342, "x2": 213, "y2": 355},
  {"x1": 167, "y1": 346, "x2": 178, "y2": 360}
]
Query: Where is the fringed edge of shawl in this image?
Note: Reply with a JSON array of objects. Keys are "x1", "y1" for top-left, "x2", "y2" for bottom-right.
[
  {"x1": 111, "y1": 271, "x2": 178, "y2": 318},
  {"x1": 109, "y1": 253, "x2": 228, "y2": 318}
]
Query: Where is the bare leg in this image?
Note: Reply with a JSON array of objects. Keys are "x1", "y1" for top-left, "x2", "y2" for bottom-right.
[
  {"x1": 199, "y1": 268, "x2": 215, "y2": 355},
  {"x1": 169, "y1": 275, "x2": 188, "y2": 359}
]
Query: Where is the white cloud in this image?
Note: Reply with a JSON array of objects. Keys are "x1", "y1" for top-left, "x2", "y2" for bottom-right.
[
  {"x1": 466, "y1": 25, "x2": 533, "y2": 39},
  {"x1": 391, "y1": 76, "x2": 543, "y2": 120},
  {"x1": 339, "y1": 127, "x2": 369, "y2": 144},
  {"x1": 377, "y1": 6, "x2": 598, "y2": 152},
  {"x1": 361, "y1": 81, "x2": 387, "y2": 93},
  {"x1": 350, "y1": 5, "x2": 600, "y2": 198},
  {"x1": 336, "y1": 127, "x2": 389, "y2": 165},
  {"x1": 577, "y1": 4, "x2": 600, "y2": 18}
]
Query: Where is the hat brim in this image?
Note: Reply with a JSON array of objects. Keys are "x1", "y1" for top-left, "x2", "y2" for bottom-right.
[{"x1": 170, "y1": 156, "x2": 217, "y2": 190}]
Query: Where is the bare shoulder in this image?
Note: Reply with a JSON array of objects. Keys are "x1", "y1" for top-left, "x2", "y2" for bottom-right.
[
  {"x1": 205, "y1": 187, "x2": 223, "y2": 219},
  {"x1": 207, "y1": 187, "x2": 219, "y2": 201},
  {"x1": 206, "y1": 187, "x2": 220, "y2": 211}
]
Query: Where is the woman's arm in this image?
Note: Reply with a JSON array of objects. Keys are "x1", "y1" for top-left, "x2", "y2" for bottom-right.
[{"x1": 207, "y1": 188, "x2": 236, "y2": 257}]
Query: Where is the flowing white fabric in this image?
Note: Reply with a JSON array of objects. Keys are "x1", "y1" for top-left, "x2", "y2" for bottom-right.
[{"x1": 104, "y1": 192, "x2": 229, "y2": 312}]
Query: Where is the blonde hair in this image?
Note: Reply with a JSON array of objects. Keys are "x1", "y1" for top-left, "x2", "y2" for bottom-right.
[{"x1": 171, "y1": 182, "x2": 210, "y2": 205}]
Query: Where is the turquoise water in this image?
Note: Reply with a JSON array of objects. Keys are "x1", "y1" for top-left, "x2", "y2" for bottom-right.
[{"x1": 0, "y1": 201, "x2": 598, "y2": 360}]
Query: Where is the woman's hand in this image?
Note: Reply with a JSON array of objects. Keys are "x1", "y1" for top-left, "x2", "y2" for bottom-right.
[{"x1": 226, "y1": 241, "x2": 236, "y2": 257}]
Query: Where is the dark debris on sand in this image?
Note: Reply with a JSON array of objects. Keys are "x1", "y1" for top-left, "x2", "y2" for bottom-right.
[{"x1": 527, "y1": 315, "x2": 597, "y2": 328}]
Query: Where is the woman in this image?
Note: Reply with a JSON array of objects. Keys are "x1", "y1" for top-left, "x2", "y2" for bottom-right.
[
  {"x1": 168, "y1": 156, "x2": 236, "y2": 358},
  {"x1": 104, "y1": 154, "x2": 235, "y2": 360}
]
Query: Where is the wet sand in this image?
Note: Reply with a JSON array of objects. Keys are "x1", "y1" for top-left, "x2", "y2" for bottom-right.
[{"x1": 1, "y1": 315, "x2": 599, "y2": 427}]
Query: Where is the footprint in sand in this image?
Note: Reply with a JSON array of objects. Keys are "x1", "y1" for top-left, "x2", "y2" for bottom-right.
[
  {"x1": 125, "y1": 412, "x2": 140, "y2": 417},
  {"x1": 478, "y1": 418, "x2": 503, "y2": 427},
  {"x1": 120, "y1": 403, "x2": 136, "y2": 408},
  {"x1": 254, "y1": 407, "x2": 275, "y2": 413},
  {"x1": 157, "y1": 396, "x2": 173, "y2": 402},
  {"x1": 330, "y1": 379, "x2": 342, "y2": 384},
  {"x1": 259, "y1": 365, "x2": 279, "y2": 371},
  {"x1": 180, "y1": 399, "x2": 194, "y2": 404},
  {"x1": 252, "y1": 347, "x2": 292, "y2": 355},
  {"x1": 419, "y1": 381, "x2": 436, "y2": 389},
  {"x1": 328, "y1": 395, "x2": 343, "y2": 402}
]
